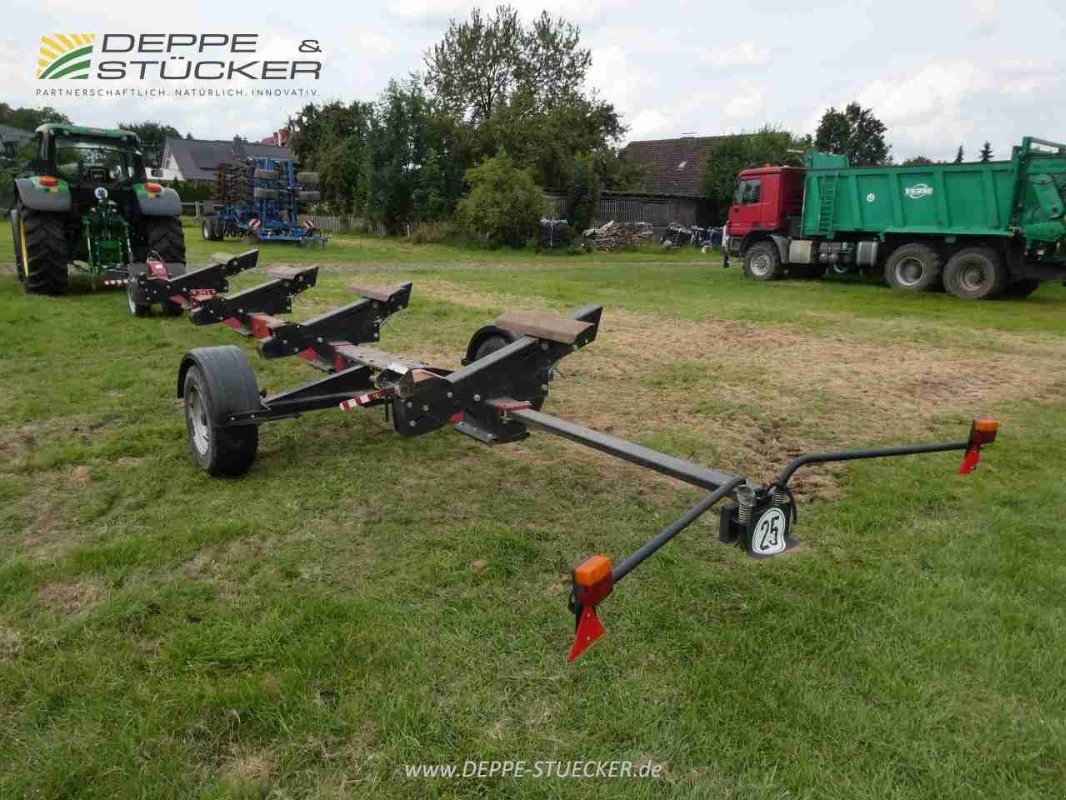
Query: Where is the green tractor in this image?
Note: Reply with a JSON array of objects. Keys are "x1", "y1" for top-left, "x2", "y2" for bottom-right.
[{"x1": 9, "y1": 124, "x2": 186, "y2": 295}]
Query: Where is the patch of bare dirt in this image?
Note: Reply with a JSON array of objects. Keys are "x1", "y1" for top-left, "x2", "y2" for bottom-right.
[
  {"x1": 415, "y1": 281, "x2": 1066, "y2": 500},
  {"x1": 36, "y1": 580, "x2": 98, "y2": 615},
  {"x1": 0, "y1": 626, "x2": 24, "y2": 659}
]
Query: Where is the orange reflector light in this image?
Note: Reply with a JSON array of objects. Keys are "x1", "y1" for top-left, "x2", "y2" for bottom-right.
[
  {"x1": 970, "y1": 418, "x2": 999, "y2": 445},
  {"x1": 573, "y1": 555, "x2": 612, "y2": 587},
  {"x1": 144, "y1": 182, "x2": 163, "y2": 194},
  {"x1": 38, "y1": 176, "x2": 58, "y2": 187}
]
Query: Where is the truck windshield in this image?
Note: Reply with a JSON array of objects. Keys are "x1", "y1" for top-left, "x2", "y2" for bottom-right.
[{"x1": 54, "y1": 141, "x2": 136, "y2": 183}]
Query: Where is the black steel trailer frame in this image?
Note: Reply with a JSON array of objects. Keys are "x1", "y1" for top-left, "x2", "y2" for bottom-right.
[
  {"x1": 104, "y1": 250, "x2": 261, "y2": 317},
  {"x1": 176, "y1": 282, "x2": 999, "y2": 661}
]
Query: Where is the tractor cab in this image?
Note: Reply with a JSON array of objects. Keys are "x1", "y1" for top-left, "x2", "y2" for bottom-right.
[{"x1": 31, "y1": 124, "x2": 147, "y2": 207}]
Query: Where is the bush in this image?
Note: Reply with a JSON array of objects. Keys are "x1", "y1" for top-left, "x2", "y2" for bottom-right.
[
  {"x1": 566, "y1": 154, "x2": 600, "y2": 233},
  {"x1": 456, "y1": 154, "x2": 547, "y2": 247}
]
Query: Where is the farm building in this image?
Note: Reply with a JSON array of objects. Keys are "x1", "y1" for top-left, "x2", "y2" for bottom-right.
[
  {"x1": 612, "y1": 135, "x2": 734, "y2": 227},
  {"x1": 159, "y1": 136, "x2": 295, "y2": 183}
]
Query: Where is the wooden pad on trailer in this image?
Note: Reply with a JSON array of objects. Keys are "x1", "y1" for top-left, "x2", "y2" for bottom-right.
[
  {"x1": 494, "y1": 311, "x2": 594, "y2": 345},
  {"x1": 268, "y1": 266, "x2": 312, "y2": 280},
  {"x1": 348, "y1": 283, "x2": 408, "y2": 303}
]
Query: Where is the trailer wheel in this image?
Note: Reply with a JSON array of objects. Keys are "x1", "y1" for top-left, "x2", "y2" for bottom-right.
[
  {"x1": 17, "y1": 205, "x2": 69, "y2": 295},
  {"x1": 181, "y1": 347, "x2": 260, "y2": 477},
  {"x1": 885, "y1": 243, "x2": 941, "y2": 291},
  {"x1": 127, "y1": 280, "x2": 149, "y2": 317},
  {"x1": 943, "y1": 247, "x2": 1005, "y2": 300},
  {"x1": 742, "y1": 242, "x2": 783, "y2": 281},
  {"x1": 470, "y1": 332, "x2": 544, "y2": 410}
]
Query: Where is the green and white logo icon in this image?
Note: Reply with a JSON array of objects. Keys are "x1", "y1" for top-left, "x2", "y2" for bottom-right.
[{"x1": 37, "y1": 34, "x2": 96, "y2": 80}]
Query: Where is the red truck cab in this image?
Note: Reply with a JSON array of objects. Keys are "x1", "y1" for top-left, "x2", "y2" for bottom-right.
[{"x1": 724, "y1": 166, "x2": 805, "y2": 258}]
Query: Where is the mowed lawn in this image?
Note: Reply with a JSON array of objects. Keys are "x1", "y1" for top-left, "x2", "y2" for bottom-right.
[{"x1": 1, "y1": 229, "x2": 1064, "y2": 799}]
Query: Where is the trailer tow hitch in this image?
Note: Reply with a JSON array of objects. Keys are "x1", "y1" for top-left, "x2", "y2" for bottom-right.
[{"x1": 566, "y1": 418, "x2": 999, "y2": 661}]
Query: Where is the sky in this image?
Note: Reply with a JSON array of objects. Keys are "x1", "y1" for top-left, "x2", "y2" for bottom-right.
[{"x1": 3, "y1": 0, "x2": 1063, "y2": 162}]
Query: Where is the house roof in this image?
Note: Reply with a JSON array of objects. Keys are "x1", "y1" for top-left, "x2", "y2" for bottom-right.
[
  {"x1": 0, "y1": 124, "x2": 34, "y2": 145},
  {"x1": 162, "y1": 136, "x2": 294, "y2": 181},
  {"x1": 622, "y1": 135, "x2": 735, "y2": 198}
]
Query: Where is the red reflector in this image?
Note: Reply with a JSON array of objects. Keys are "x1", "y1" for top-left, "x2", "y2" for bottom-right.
[
  {"x1": 144, "y1": 182, "x2": 162, "y2": 193},
  {"x1": 567, "y1": 606, "x2": 605, "y2": 662},
  {"x1": 447, "y1": 412, "x2": 463, "y2": 425},
  {"x1": 38, "y1": 176, "x2": 58, "y2": 187}
]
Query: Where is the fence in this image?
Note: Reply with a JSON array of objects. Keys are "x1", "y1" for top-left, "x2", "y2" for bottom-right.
[{"x1": 544, "y1": 193, "x2": 703, "y2": 233}]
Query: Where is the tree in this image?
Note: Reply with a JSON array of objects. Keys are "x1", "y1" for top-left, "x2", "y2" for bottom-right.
[
  {"x1": 0, "y1": 104, "x2": 70, "y2": 132},
  {"x1": 704, "y1": 126, "x2": 809, "y2": 221},
  {"x1": 954, "y1": 145, "x2": 964, "y2": 163},
  {"x1": 979, "y1": 141, "x2": 994, "y2": 162},
  {"x1": 288, "y1": 101, "x2": 374, "y2": 213},
  {"x1": 117, "y1": 121, "x2": 181, "y2": 167},
  {"x1": 566, "y1": 154, "x2": 600, "y2": 232},
  {"x1": 425, "y1": 5, "x2": 591, "y2": 124},
  {"x1": 456, "y1": 153, "x2": 547, "y2": 246},
  {"x1": 814, "y1": 102, "x2": 889, "y2": 166},
  {"x1": 902, "y1": 155, "x2": 935, "y2": 166}
]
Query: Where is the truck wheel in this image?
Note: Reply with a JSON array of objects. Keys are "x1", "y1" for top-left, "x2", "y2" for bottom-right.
[
  {"x1": 742, "y1": 242, "x2": 783, "y2": 281},
  {"x1": 200, "y1": 218, "x2": 221, "y2": 242},
  {"x1": 944, "y1": 247, "x2": 1006, "y2": 300},
  {"x1": 885, "y1": 243, "x2": 941, "y2": 292},
  {"x1": 181, "y1": 346, "x2": 261, "y2": 477},
  {"x1": 1003, "y1": 279, "x2": 1040, "y2": 298},
  {"x1": 141, "y1": 216, "x2": 186, "y2": 264},
  {"x1": 17, "y1": 206, "x2": 69, "y2": 295}
]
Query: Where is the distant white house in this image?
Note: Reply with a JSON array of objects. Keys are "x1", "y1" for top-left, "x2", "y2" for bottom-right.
[{"x1": 159, "y1": 136, "x2": 295, "y2": 183}]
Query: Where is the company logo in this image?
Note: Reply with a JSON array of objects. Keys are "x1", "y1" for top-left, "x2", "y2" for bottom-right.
[
  {"x1": 904, "y1": 183, "x2": 934, "y2": 200},
  {"x1": 38, "y1": 33, "x2": 96, "y2": 80}
]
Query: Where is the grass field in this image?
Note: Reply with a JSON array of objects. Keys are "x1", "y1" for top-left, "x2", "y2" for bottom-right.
[{"x1": 1, "y1": 231, "x2": 1064, "y2": 799}]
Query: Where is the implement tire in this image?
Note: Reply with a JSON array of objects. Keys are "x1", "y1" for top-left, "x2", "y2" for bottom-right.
[
  {"x1": 885, "y1": 243, "x2": 941, "y2": 292},
  {"x1": 742, "y1": 241, "x2": 783, "y2": 281},
  {"x1": 181, "y1": 346, "x2": 261, "y2": 477},
  {"x1": 17, "y1": 205, "x2": 69, "y2": 295},
  {"x1": 943, "y1": 247, "x2": 1006, "y2": 300},
  {"x1": 142, "y1": 216, "x2": 186, "y2": 264}
]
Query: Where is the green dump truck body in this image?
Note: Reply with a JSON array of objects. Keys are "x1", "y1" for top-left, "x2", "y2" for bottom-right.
[{"x1": 801, "y1": 138, "x2": 1066, "y2": 243}]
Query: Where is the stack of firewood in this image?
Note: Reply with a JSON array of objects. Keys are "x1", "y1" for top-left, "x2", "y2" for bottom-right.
[{"x1": 581, "y1": 220, "x2": 654, "y2": 251}]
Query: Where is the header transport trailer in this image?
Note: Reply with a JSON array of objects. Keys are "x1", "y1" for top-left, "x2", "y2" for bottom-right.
[{"x1": 724, "y1": 136, "x2": 1066, "y2": 299}]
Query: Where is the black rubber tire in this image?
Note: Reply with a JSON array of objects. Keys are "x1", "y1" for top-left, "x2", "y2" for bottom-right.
[
  {"x1": 10, "y1": 208, "x2": 25, "y2": 283},
  {"x1": 471, "y1": 334, "x2": 545, "y2": 411},
  {"x1": 1003, "y1": 279, "x2": 1041, "y2": 298},
  {"x1": 200, "y1": 218, "x2": 220, "y2": 242},
  {"x1": 298, "y1": 191, "x2": 321, "y2": 204},
  {"x1": 943, "y1": 247, "x2": 1006, "y2": 300},
  {"x1": 181, "y1": 347, "x2": 261, "y2": 477},
  {"x1": 253, "y1": 188, "x2": 278, "y2": 200},
  {"x1": 17, "y1": 206, "x2": 69, "y2": 295},
  {"x1": 742, "y1": 242, "x2": 783, "y2": 281},
  {"x1": 163, "y1": 301, "x2": 184, "y2": 316},
  {"x1": 296, "y1": 171, "x2": 320, "y2": 185},
  {"x1": 254, "y1": 168, "x2": 279, "y2": 180},
  {"x1": 127, "y1": 280, "x2": 149, "y2": 317},
  {"x1": 885, "y1": 243, "x2": 942, "y2": 291},
  {"x1": 142, "y1": 216, "x2": 186, "y2": 264}
]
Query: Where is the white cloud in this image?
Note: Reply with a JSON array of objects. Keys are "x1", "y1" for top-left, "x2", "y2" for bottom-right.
[
  {"x1": 703, "y1": 41, "x2": 770, "y2": 70},
  {"x1": 627, "y1": 108, "x2": 669, "y2": 140},
  {"x1": 857, "y1": 60, "x2": 989, "y2": 149},
  {"x1": 586, "y1": 45, "x2": 651, "y2": 120},
  {"x1": 723, "y1": 87, "x2": 766, "y2": 120},
  {"x1": 971, "y1": 0, "x2": 997, "y2": 31}
]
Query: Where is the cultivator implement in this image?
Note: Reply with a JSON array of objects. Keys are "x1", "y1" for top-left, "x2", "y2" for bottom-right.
[{"x1": 175, "y1": 284, "x2": 999, "y2": 662}]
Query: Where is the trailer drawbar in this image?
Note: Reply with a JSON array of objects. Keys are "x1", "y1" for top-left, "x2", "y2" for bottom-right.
[{"x1": 174, "y1": 277, "x2": 999, "y2": 661}]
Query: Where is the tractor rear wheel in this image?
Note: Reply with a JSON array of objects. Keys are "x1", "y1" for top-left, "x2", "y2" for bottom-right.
[
  {"x1": 140, "y1": 216, "x2": 186, "y2": 264},
  {"x1": 9, "y1": 210, "x2": 24, "y2": 283},
  {"x1": 16, "y1": 205, "x2": 69, "y2": 295}
]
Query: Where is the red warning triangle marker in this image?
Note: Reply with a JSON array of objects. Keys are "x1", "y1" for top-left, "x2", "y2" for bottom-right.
[
  {"x1": 957, "y1": 444, "x2": 981, "y2": 475},
  {"x1": 567, "y1": 606, "x2": 605, "y2": 662}
]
